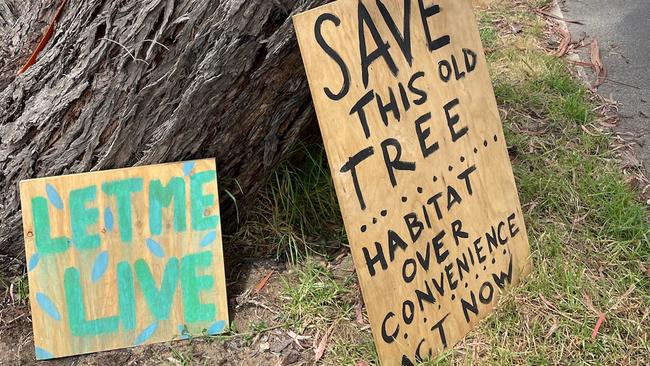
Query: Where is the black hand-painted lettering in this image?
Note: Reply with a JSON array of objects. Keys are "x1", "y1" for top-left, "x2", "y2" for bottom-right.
[
  {"x1": 349, "y1": 90, "x2": 376, "y2": 139},
  {"x1": 381, "y1": 312, "x2": 399, "y2": 343},
  {"x1": 418, "y1": 0, "x2": 450, "y2": 52},
  {"x1": 376, "y1": 86, "x2": 401, "y2": 126},
  {"x1": 381, "y1": 138, "x2": 416, "y2": 187},
  {"x1": 359, "y1": 1, "x2": 399, "y2": 88},
  {"x1": 415, "y1": 112, "x2": 439, "y2": 159},
  {"x1": 363, "y1": 241, "x2": 388, "y2": 276},
  {"x1": 315, "y1": 13, "x2": 351, "y2": 101},
  {"x1": 340, "y1": 146, "x2": 375, "y2": 210},
  {"x1": 444, "y1": 98, "x2": 469, "y2": 142},
  {"x1": 376, "y1": 0, "x2": 413, "y2": 66},
  {"x1": 451, "y1": 219, "x2": 469, "y2": 246},
  {"x1": 408, "y1": 71, "x2": 428, "y2": 105}
]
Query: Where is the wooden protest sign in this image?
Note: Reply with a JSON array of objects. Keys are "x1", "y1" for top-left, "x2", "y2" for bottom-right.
[
  {"x1": 19, "y1": 159, "x2": 229, "y2": 359},
  {"x1": 293, "y1": 0, "x2": 531, "y2": 363}
]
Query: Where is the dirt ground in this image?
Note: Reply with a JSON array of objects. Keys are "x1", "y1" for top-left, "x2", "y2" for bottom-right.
[{"x1": 0, "y1": 255, "x2": 360, "y2": 366}]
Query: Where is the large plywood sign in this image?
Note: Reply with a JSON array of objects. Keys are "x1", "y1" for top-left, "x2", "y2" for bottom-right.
[
  {"x1": 293, "y1": 0, "x2": 531, "y2": 363},
  {"x1": 19, "y1": 159, "x2": 229, "y2": 360}
]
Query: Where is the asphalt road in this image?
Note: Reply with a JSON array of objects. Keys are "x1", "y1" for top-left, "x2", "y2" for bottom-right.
[{"x1": 563, "y1": 0, "x2": 650, "y2": 168}]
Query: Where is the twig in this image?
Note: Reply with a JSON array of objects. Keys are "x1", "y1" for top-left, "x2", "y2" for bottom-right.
[
  {"x1": 533, "y1": 8, "x2": 585, "y2": 25},
  {"x1": 211, "y1": 324, "x2": 284, "y2": 340},
  {"x1": 142, "y1": 39, "x2": 170, "y2": 51},
  {"x1": 99, "y1": 37, "x2": 149, "y2": 65}
]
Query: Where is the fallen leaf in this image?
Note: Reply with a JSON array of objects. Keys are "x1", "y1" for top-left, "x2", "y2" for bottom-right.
[
  {"x1": 583, "y1": 293, "x2": 601, "y2": 315},
  {"x1": 533, "y1": 8, "x2": 585, "y2": 25},
  {"x1": 539, "y1": 294, "x2": 558, "y2": 311},
  {"x1": 545, "y1": 318, "x2": 559, "y2": 339},
  {"x1": 167, "y1": 357, "x2": 182, "y2": 365},
  {"x1": 287, "y1": 330, "x2": 311, "y2": 349},
  {"x1": 357, "y1": 362, "x2": 370, "y2": 366},
  {"x1": 554, "y1": 27, "x2": 571, "y2": 57},
  {"x1": 591, "y1": 313, "x2": 606, "y2": 340},
  {"x1": 253, "y1": 270, "x2": 275, "y2": 295},
  {"x1": 314, "y1": 322, "x2": 337, "y2": 363},
  {"x1": 590, "y1": 38, "x2": 607, "y2": 89},
  {"x1": 355, "y1": 291, "x2": 365, "y2": 324},
  {"x1": 640, "y1": 262, "x2": 650, "y2": 277}
]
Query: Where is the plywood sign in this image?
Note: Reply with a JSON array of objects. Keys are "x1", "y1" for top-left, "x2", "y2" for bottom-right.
[
  {"x1": 293, "y1": 0, "x2": 531, "y2": 363},
  {"x1": 19, "y1": 159, "x2": 229, "y2": 360}
]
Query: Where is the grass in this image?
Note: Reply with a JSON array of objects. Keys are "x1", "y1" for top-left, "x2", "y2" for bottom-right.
[
  {"x1": 234, "y1": 144, "x2": 345, "y2": 263},
  {"x1": 280, "y1": 261, "x2": 356, "y2": 333},
  {"x1": 239, "y1": 0, "x2": 650, "y2": 364}
]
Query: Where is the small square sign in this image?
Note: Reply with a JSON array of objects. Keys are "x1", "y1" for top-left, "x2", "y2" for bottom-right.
[{"x1": 19, "y1": 159, "x2": 229, "y2": 359}]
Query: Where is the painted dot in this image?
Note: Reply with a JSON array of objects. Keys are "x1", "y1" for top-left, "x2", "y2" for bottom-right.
[
  {"x1": 465, "y1": 283, "x2": 468, "y2": 288},
  {"x1": 475, "y1": 274, "x2": 479, "y2": 279},
  {"x1": 404, "y1": 333, "x2": 409, "y2": 340},
  {"x1": 361, "y1": 225, "x2": 367, "y2": 233},
  {"x1": 503, "y1": 249, "x2": 508, "y2": 255},
  {"x1": 381, "y1": 210, "x2": 388, "y2": 217},
  {"x1": 438, "y1": 304, "x2": 442, "y2": 310},
  {"x1": 451, "y1": 294, "x2": 456, "y2": 301},
  {"x1": 448, "y1": 166, "x2": 453, "y2": 172},
  {"x1": 474, "y1": 147, "x2": 479, "y2": 154},
  {"x1": 402, "y1": 196, "x2": 408, "y2": 203},
  {"x1": 433, "y1": 176, "x2": 438, "y2": 182},
  {"x1": 483, "y1": 140, "x2": 489, "y2": 147},
  {"x1": 494, "y1": 135, "x2": 498, "y2": 142},
  {"x1": 372, "y1": 217, "x2": 378, "y2": 224},
  {"x1": 483, "y1": 266, "x2": 487, "y2": 271},
  {"x1": 492, "y1": 258, "x2": 496, "y2": 264},
  {"x1": 424, "y1": 318, "x2": 428, "y2": 323},
  {"x1": 460, "y1": 156, "x2": 465, "y2": 163},
  {"x1": 417, "y1": 187, "x2": 423, "y2": 194}
]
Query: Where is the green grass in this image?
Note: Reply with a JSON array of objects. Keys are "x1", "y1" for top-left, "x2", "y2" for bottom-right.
[
  {"x1": 235, "y1": 144, "x2": 345, "y2": 263},
  {"x1": 241, "y1": 1, "x2": 650, "y2": 364},
  {"x1": 1, "y1": 275, "x2": 29, "y2": 304},
  {"x1": 280, "y1": 261, "x2": 355, "y2": 333}
]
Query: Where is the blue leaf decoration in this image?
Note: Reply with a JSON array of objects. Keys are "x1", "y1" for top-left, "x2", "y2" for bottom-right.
[
  {"x1": 146, "y1": 238, "x2": 165, "y2": 258},
  {"x1": 91, "y1": 251, "x2": 109, "y2": 282},
  {"x1": 135, "y1": 322, "x2": 158, "y2": 345},
  {"x1": 36, "y1": 292, "x2": 61, "y2": 321},
  {"x1": 28, "y1": 253, "x2": 40, "y2": 272},
  {"x1": 183, "y1": 161, "x2": 196, "y2": 176},
  {"x1": 35, "y1": 347, "x2": 54, "y2": 360},
  {"x1": 178, "y1": 325, "x2": 190, "y2": 340},
  {"x1": 207, "y1": 320, "x2": 226, "y2": 335},
  {"x1": 104, "y1": 207, "x2": 114, "y2": 232},
  {"x1": 46, "y1": 184, "x2": 63, "y2": 210},
  {"x1": 199, "y1": 231, "x2": 217, "y2": 247}
]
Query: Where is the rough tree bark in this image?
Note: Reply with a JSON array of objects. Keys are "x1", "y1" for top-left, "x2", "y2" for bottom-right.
[{"x1": 0, "y1": 0, "x2": 327, "y2": 275}]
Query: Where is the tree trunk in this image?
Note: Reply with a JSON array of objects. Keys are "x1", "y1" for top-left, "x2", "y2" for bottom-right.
[{"x1": 0, "y1": 0, "x2": 326, "y2": 276}]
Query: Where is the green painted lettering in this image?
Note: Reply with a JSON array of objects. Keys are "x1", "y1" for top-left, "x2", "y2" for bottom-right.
[
  {"x1": 64, "y1": 267, "x2": 119, "y2": 336},
  {"x1": 180, "y1": 252, "x2": 216, "y2": 323},
  {"x1": 117, "y1": 261, "x2": 136, "y2": 331},
  {"x1": 32, "y1": 197, "x2": 69, "y2": 254},
  {"x1": 135, "y1": 258, "x2": 179, "y2": 321},
  {"x1": 190, "y1": 171, "x2": 218, "y2": 231},
  {"x1": 102, "y1": 178, "x2": 143, "y2": 242},
  {"x1": 70, "y1": 186, "x2": 100, "y2": 250},
  {"x1": 149, "y1": 178, "x2": 186, "y2": 236}
]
